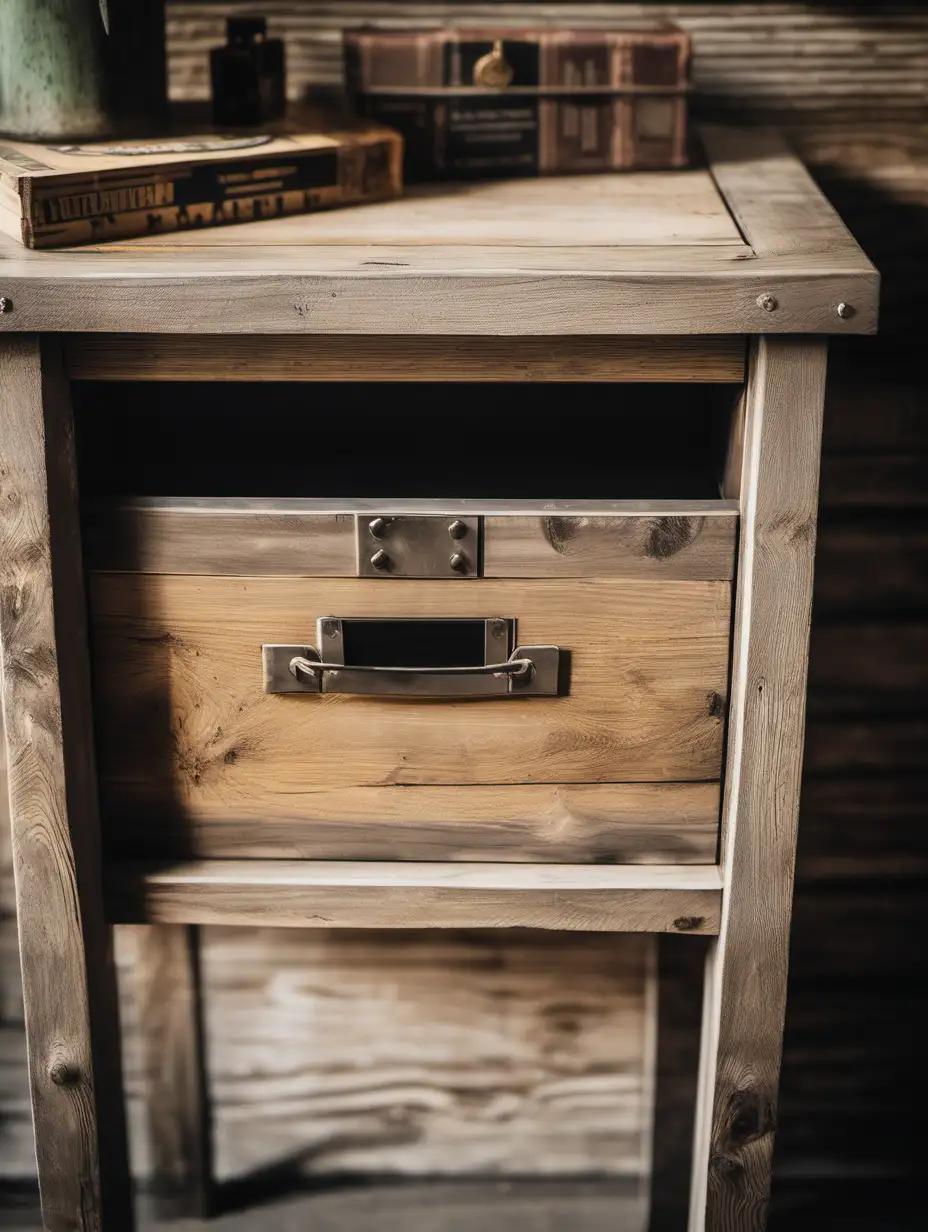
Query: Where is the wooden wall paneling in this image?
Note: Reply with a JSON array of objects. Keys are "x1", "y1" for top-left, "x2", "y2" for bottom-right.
[
  {"x1": 0, "y1": 337, "x2": 134, "y2": 1230},
  {"x1": 689, "y1": 338, "x2": 828, "y2": 1231}
]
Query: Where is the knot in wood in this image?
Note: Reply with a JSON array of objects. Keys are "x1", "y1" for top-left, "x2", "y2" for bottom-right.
[
  {"x1": 49, "y1": 1059, "x2": 81, "y2": 1088},
  {"x1": 673, "y1": 915, "x2": 704, "y2": 932}
]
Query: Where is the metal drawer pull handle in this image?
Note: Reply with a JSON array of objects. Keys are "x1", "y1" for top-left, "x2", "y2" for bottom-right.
[
  {"x1": 263, "y1": 617, "x2": 563, "y2": 698},
  {"x1": 290, "y1": 656, "x2": 533, "y2": 681}
]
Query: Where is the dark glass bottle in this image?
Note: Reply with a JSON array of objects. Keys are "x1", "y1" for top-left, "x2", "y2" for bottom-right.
[{"x1": 210, "y1": 17, "x2": 286, "y2": 127}]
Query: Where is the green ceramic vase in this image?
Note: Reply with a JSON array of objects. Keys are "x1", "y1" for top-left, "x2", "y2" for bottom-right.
[{"x1": 0, "y1": 0, "x2": 166, "y2": 140}]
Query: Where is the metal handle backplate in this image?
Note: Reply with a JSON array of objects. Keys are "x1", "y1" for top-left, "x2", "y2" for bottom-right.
[{"x1": 262, "y1": 616, "x2": 562, "y2": 698}]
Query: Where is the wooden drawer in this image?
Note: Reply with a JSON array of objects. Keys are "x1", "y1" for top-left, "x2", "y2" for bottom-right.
[{"x1": 87, "y1": 500, "x2": 736, "y2": 864}]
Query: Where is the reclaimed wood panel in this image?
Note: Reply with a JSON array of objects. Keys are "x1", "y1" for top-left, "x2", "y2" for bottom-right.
[
  {"x1": 107, "y1": 782, "x2": 721, "y2": 866},
  {"x1": 0, "y1": 337, "x2": 134, "y2": 1231},
  {"x1": 65, "y1": 334, "x2": 748, "y2": 384},
  {"x1": 106, "y1": 860, "x2": 723, "y2": 933},
  {"x1": 84, "y1": 500, "x2": 738, "y2": 581},
  {"x1": 0, "y1": 911, "x2": 659, "y2": 1184},
  {"x1": 691, "y1": 338, "x2": 828, "y2": 1231},
  {"x1": 88, "y1": 576, "x2": 730, "y2": 860}
]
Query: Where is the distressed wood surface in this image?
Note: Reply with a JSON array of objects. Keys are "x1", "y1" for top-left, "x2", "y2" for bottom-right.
[
  {"x1": 106, "y1": 860, "x2": 723, "y2": 933},
  {"x1": 0, "y1": 127, "x2": 877, "y2": 335},
  {"x1": 88, "y1": 575, "x2": 730, "y2": 860},
  {"x1": 134, "y1": 925, "x2": 211, "y2": 1220},
  {"x1": 64, "y1": 334, "x2": 747, "y2": 383},
  {"x1": 0, "y1": 337, "x2": 133, "y2": 1230},
  {"x1": 690, "y1": 338, "x2": 828, "y2": 1231},
  {"x1": 84, "y1": 500, "x2": 738, "y2": 581},
  {"x1": 106, "y1": 781, "x2": 720, "y2": 865},
  {"x1": 0, "y1": 913, "x2": 659, "y2": 1186}
]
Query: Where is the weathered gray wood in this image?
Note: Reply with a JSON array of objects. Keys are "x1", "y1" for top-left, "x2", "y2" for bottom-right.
[
  {"x1": 0, "y1": 127, "x2": 877, "y2": 335},
  {"x1": 134, "y1": 925, "x2": 211, "y2": 1220},
  {"x1": 688, "y1": 338, "x2": 828, "y2": 1231},
  {"x1": 0, "y1": 336, "x2": 133, "y2": 1230},
  {"x1": 106, "y1": 861, "x2": 723, "y2": 934},
  {"x1": 484, "y1": 514, "x2": 737, "y2": 580},
  {"x1": 84, "y1": 499, "x2": 738, "y2": 580}
]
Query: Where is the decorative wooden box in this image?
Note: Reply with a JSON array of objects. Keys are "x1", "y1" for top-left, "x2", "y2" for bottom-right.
[{"x1": 0, "y1": 127, "x2": 878, "y2": 1231}]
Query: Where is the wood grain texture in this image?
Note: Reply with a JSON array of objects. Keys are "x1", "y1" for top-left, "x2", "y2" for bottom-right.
[
  {"x1": 64, "y1": 334, "x2": 747, "y2": 383},
  {"x1": 133, "y1": 925, "x2": 211, "y2": 1220},
  {"x1": 484, "y1": 513, "x2": 737, "y2": 580},
  {"x1": 88, "y1": 575, "x2": 730, "y2": 858},
  {"x1": 0, "y1": 337, "x2": 133, "y2": 1231},
  {"x1": 105, "y1": 860, "x2": 723, "y2": 933},
  {"x1": 689, "y1": 338, "x2": 828, "y2": 1232},
  {"x1": 0, "y1": 920, "x2": 658, "y2": 1186},
  {"x1": 0, "y1": 127, "x2": 877, "y2": 336},
  {"x1": 84, "y1": 500, "x2": 738, "y2": 581},
  {"x1": 106, "y1": 782, "x2": 720, "y2": 866}
]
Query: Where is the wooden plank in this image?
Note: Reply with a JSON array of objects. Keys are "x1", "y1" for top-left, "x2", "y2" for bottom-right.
[
  {"x1": 702, "y1": 125, "x2": 872, "y2": 264},
  {"x1": 106, "y1": 861, "x2": 723, "y2": 933},
  {"x1": 84, "y1": 499, "x2": 738, "y2": 580},
  {"x1": 133, "y1": 925, "x2": 211, "y2": 1220},
  {"x1": 0, "y1": 337, "x2": 134, "y2": 1230},
  {"x1": 105, "y1": 781, "x2": 720, "y2": 866},
  {"x1": 815, "y1": 519, "x2": 928, "y2": 615},
  {"x1": 88, "y1": 576, "x2": 731, "y2": 843},
  {"x1": 0, "y1": 254, "x2": 877, "y2": 336},
  {"x1": 820, "y1": 453, "x2": 928, "y2": 508},
  {"x1": 65, "y1": 334, "x2": 748, "y2": 384},
  {"x1": 808, "y1": 621, "x2": 928, "y2": 715},
  {"x1": 688, "y1": 337, "x2": 828, "y2": 1232},
  {"x1": 89, "y1": 170, "x2": 744, "y2": 248},
  {"x1": 797, "y1": 776, "x2": 928, "y2": 881},
  {"x1": 484, "y1": 513, "x2": 737, "y2": 580}
]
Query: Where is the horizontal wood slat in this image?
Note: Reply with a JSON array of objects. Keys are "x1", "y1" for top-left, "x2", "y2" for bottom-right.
[
  {"x1": 105, "y1": 861, "x2": 724, "y2": 932},
  {"x1": 85, "y1": 500, "x2": 739, "y2": 581},
  {"x1": 65, "y1": 334, "x2": 747, "y2": 383},
  {"x1": 106, "y1": 781, "x2": 721, "y2": 865}
]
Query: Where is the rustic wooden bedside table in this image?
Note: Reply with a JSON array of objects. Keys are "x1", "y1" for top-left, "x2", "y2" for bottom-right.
[{"x1": 0, "y1": 126, "x2": 877, "y2": 1232}]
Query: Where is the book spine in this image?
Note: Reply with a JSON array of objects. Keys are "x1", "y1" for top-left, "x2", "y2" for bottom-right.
[
  {"x1": 24, "y1": 137, "x2": 402, "y2": 249},
  {"x1": 346, "y1": 29, "x2": 689, "y2": 181}
]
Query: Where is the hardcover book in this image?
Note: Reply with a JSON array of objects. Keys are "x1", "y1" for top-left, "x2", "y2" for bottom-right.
[
  {"x1": 0, "y1": 113, "x2": 403, "y2": 249},
  {"x1": 345, "y1": 26, "x2": 691, "y2": 181}
]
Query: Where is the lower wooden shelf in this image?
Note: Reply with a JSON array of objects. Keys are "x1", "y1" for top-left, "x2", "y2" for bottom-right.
[{"x1": 104, "y1": 860, "x2": 722, "y2": 933}]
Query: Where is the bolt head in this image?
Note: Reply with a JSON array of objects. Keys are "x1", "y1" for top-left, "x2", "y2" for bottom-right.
[
  {"x1": 449, "y1": 552, "x2": 468, "y2": 573},
  {"x1": 369, "y1": 517, "x2": 389, "y2": 539},
  {"x1": 448, "y1": 519, "x2": 468, "y2": 540},
  {"x1": 757, "y1": 294, "x2": 778, "y2": 313},
  {"x1": 0, "y1": 297, "x2": 10, "y2": 314},
  {"x1": 836, "y1": 302, "x2": 854, "y2": 320},
  {"x1": 370, "y1": 549, "x2": 390, "y2": 571}
]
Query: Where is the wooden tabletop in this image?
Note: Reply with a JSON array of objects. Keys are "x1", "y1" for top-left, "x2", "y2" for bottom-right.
[{"x1": 0, "y1": 125, "x2": 878, "y2": 336}]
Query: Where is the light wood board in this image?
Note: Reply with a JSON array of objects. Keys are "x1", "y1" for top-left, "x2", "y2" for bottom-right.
[
  {"x1": 85, "y1": 500, "x2": 738, "y2": 582},
  {"x1": 106, "y1": 861, "x2": 723, "y2": 933},
  {"x1": 89, "y1": 575, "x2": 730, "y2": 862}
]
